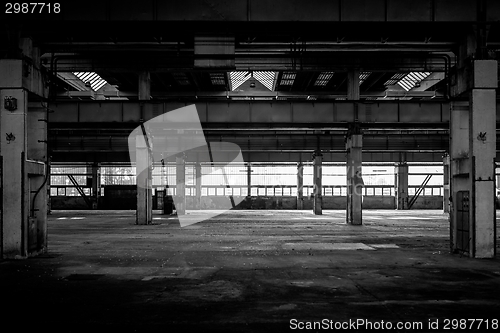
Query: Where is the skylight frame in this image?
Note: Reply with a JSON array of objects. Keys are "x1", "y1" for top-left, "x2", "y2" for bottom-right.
[
  {"x1": 73, "y1": 72, "x2": 108, "y2": 91},
  {"x1": 397, "y1": 72, "x2": 431, "y2": 91},
  {"x1": 313, "y1": 72, "x2": 335, "y2": 87}
]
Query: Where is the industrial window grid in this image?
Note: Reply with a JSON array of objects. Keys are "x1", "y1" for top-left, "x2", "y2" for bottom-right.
[{"x1": 49, "y1": 163, "x2": 446, "y2": 198}]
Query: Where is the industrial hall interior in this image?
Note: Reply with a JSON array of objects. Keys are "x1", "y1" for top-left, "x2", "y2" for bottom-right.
[{"x1": 1, "y1": 0, "x2": 500, "y2": 332}]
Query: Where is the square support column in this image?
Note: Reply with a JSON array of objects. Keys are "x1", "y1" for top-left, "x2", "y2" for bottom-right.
[
  {"x1": 195, "y1": 162, "x2": 202, "y2": 209},
  {"x1": 312, "y1": 151, "x2": 322, "y2": 215},
  {"x1": 86, "y1": 163, "x2": 100, "y2": 209},
  {"x1": 247, "y1": 162, "x2": 251, "y2": 197},
  {"x1": 27, "y1": 102, "x2": 48, "y2": 255},
  {"x1": 346, "y1": 134, "x2": 363, "y2": 225},
  {"x1": 297, "y1": 161, "x2": 304, "y2": 210},
  {"x1": 136, "y1": 70, "x2": 152, "y2": 223},
  {"x1": 176, "y1": 156, "x2": 186, "y2": 215},
  {"x1": 1, "y1": 87, "x2": 29, "y2": 258},
  {"x1": 450, "y1": 59, "x2": 497, "y2": 258},
  {"x1": 443, "y1": 154, "x2": 450, "y2": 214},
  {"x1": 395, "y1": 162, "x2": 409, "y2": 210},
  {"x1": 92, "y1": 163, "x2": 100, "y2": 209},
  {"x1": 136, "y1": 135, "x2": 152, "y2": 225},
  {"x1": 1, "y1": 40, "x2": 48, "y2": 259}
]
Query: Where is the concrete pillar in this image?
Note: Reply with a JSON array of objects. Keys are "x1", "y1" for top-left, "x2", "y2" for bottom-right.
[
  {"x1": 195, "y1": 162, "x2": 202, "y2": 209},
  {"x1": 247, "y1": 162, "x2": 251, "y2": 197},
  {"x1": 93, "y1": 163, "x2": 100, "y2": 208},
  {"x1": 312, "y1": 151, "x2": 322, "y2": 215},
  {"x1": 395, "y1": 162, "x2": 409, "y2": 210},
  {"x1": 176, "y1": 155, "x2": 186, "y2": 215},
  {"x1": 136, "y1": 135, "x2": 152, "y2": 224},
  {"x1": 136, "y1": 71, "x2": 152, "y2": 224},
  {"x1": 87, "y1": 163, "x2": 100, "y2": 209},
  {"x1": 1, "y1": 91, "x2": 48, "y2": 257},
  {"x1": 297, "y1": 161, "x2": 304, "y2": 210},
  {"x1": 443, "y1": 154, "x2": 450, "y2": 213},
  {"x1": 1, "y1": 39, "x2": 48, "y2": 258},
  {"x1": 1, "y1": 87, "x2": 28, "y2": 258},
  {"x1": 27, "y1": 102, "x2": 48, "y2": 255},
  {"x1": 450, "y1": 58, "x2": 497, "y2": 258},
  {"x1": 346, "y1": 131, "x2": 363, "y2": 225},
  {"x1": 346, "y1": 70, "x2": 362, "y2": 224}
]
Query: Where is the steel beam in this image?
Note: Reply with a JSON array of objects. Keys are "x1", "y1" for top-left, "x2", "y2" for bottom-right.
[
  {"x1": 48, "y1": 133, "x2": 449, "y2": 153},
  {"x1": 47, "y1": 54, "x2": 448, "y2": 73},
  {"x1": 49, "y1": 150, "x2": 448, "y2": 163},
  {"x1": 57, "y1": 90, "x2": 445, "y2": 99},
  {"x1": 50, "y1": 101, "x2": 452, "y2": 125}
]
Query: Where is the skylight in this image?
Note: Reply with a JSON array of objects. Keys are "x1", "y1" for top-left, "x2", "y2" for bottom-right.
[
  {"x1": 383, "y1": 73, "x2": 407, "y2": 86},
  {"x1": 209, "y1": 73, "x2": 226, "y2": 86},
  {"x1": 314, "y1": 72, "x2": 334, "y2": 87},
  {"x1": 397, "y1": 72, "x2": 431, "y2": 91},
  {"x1": 359, "y1": 72, "x2": 371, "y2": 86},
  {"x1": 253, "y1": 71, "x2": 276, "y2": 90},
  {"x1": 73, "y1": 72, "x2": 108, "y2": 91},
  {"x1": 229, "y1": 71, "x2": 276, "y2": 91},
  {"x1": 280, "y1": 72, "x2": 296, "y2": 86},
  {"x1": 229, "y1": 71, "x2": 251, "y2": 90},
  {"x1": 172, "y1": 72, "x2": 190, "y2": 86}
]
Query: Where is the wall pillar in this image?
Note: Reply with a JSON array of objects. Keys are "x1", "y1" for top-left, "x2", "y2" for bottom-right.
[
  {"x1": 312, "y1": 151, "x2": 322, "y2": 215},
  {"x1": 195, "y1": 162, "x2": 202, "y2": 209},
  {"x1": 27, "y1": 102, "x2": 48, "y2": 256},
  {"x1": 450, "y1": 34, "x2": 497, "y2": 257},
  {"x1": 87, "y1": 163, "x2": 100, "y2": 209},
  {"x1": 247, "y1": 162, "x2": 251, "y2": 197},
  {"x1": 136, "y1": 135, "x2": 152, "y2": 225},
  {"x1": 136, "y1": 70, "x2": 152, "y2": 224},
  {"x1": 176, "y1": 155, "x2": 186, "y2": 215},
  {"x1": 443, "y1": 154, "x2": 450, "y2": 213},
  {"x1": 297, "y1": 161, "x2": 304, "y2": 210},
  {"x1": 395, "y1": 162, "x2": 409, "y2": 210},
  {"x1": 1, "y1": 37, "x2": 48, "y2": 258},
  {"x1": 1, "y1": 86, "x2": 29, "y2": 258},
  {"x1": 346, "y1": 130, "x2": 363, "y2": 225}
]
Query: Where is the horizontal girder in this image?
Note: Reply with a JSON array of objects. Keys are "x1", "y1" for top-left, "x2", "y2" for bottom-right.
[{"x1": 50, "y1": 101, "x2": 452, "y2": 125}]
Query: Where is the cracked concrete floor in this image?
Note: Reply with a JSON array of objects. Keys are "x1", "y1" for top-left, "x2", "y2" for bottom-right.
[{"x1": 1, "y1": 210, "x2": 500, "y2": 332}]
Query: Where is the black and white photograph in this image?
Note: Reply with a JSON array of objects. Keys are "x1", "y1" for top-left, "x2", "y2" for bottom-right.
[{"x1": 1, "y1": 1, "x2": 500, "y2": 331}]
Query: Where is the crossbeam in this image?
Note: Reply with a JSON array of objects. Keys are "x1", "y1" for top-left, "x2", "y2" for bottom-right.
[{"x1": 50, "y1": 101, "x2": 453, "y2": 125}]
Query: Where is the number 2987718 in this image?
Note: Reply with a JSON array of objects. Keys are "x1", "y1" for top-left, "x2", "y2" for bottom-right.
[{"x1": 5, "y1": 3, "x2": 61, "y2": 14}]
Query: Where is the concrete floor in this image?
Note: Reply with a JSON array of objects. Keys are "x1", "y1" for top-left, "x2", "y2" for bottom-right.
[{"x1": 2, "y1": 210, "x2": 500, "y2": 332}]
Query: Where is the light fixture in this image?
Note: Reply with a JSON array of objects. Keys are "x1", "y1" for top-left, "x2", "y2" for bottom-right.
[{"x1": 249, "y1": 71, "x2": 256, "y2": 88}]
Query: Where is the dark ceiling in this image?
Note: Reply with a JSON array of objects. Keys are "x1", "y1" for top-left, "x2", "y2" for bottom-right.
[{"x1": 1, "y1": 0, "x2": 500, "y2": 162}]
